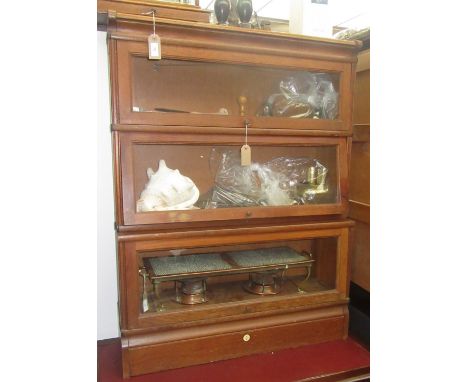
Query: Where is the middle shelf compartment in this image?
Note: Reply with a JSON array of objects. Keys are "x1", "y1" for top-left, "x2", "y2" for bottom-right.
[{"x1": 116, "y1": 131, "x2": 349, "y2": 227}]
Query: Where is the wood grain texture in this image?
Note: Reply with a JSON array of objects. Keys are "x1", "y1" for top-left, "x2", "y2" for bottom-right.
[
  {"x1": 349, "y1": 200, "x2": 369, "y2": 225},
  {"x1": 112, "y1": 123, "x2": 352, "y2": 137},
  {"x1": 125, "y1": 314, "x2": 347, "y2": 375},
  {"x1": 353, "y1": 71, "x2": 370, "y2": 125},
  {"x1": 115, "y1": 216, "x2": 354, "y2": 234},
  {"x1": 98, "y1": 0, "x2": 210, "y2": 23},
  {"x1": 349, "y1": 50, "x2": 370, "y2": 292},
  {"x1": 352, "y1": 124, "x2": 370, "y2": 142},
  {"x1": 118, "y1": 220, "x2": 355, "y2": 242},
  {"x1": 125, "y1": 305, "x2": 348, "y2": 345},
  {"x1": 109, "y1": 12, "x2": 362, "y2": 49},
  {"x1": 350, "y1": 221, "x2": 370, "y2": 291},
  {"x1": 105, "y1": 18, "x2": 359, "y2": 377},
  {"x1": 112, "y1": 131, "x2": 124, "y2": 226},
  {"x1": 356, "y1": 50, "x2": 370, "y2": 73},
  {"x1": 349, "y1": 144, "x2": 369, "y2": 204}
]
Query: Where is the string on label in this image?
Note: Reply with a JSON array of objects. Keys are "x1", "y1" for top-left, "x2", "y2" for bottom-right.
[
  {"x1": 241, "y1": 120, "x2": 251, "y2": 166},
  {"x1": 145, "y1": 9, "x2": 161, "y2": 60}
]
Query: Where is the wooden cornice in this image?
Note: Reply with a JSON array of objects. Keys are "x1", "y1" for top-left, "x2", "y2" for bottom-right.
[
  {"x1": 108, "y1": 11, "x2": 362, "y2": 48},
  {"x1": 106, "y1": 12, "x2": 362, "y2": 64}
]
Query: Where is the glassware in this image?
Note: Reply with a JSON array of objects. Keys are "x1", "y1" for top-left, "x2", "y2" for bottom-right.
[
  {"x1": 237, "y1": 0, "x2": 253, "y2": 24},
  {"x1": 214, "y1": 0, "x2": 230, "y2": 24}
]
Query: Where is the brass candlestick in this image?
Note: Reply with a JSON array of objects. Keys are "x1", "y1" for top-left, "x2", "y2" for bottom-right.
[
  {"x1": 238, "y1": 96, "x2": 247, "y2": 116},
  {"x1": 314, "y1": 166, "x2": 328, "y2": 193},
  {"x1": 297, "y1": 165, "x2": 328, "y2": 202},
  {"x1": 139, "y1": 268, "x2": 150, "y2": 313}
]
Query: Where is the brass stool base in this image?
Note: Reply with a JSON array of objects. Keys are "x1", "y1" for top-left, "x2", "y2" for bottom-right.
[
  {"x1": 243, "y1": 271, "x2": 281, "y2": 295},
  {"x1": 174, "y1": 278, "x2": 208, "y2": 305}
]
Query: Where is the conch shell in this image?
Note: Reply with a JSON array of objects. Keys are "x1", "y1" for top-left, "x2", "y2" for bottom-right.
[{"x1": 136, "y1": 160, "x2": 200, "y2": 212}]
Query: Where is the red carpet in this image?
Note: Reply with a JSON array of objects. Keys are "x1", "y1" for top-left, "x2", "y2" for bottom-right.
[{"x1": 98, "y1": 338, "x2": 369, "y2": 381}]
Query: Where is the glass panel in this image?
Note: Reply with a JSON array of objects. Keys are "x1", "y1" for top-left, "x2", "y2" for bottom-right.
[
  {"x1": 138, "y1": 237, "x2": 338, "y2": 314},
  {"x1": 133, "y1": 144, "x2": 339, "y2": 213},
  {"x1": 131, "y1": 57, "x2": 340, "y2": 120}
]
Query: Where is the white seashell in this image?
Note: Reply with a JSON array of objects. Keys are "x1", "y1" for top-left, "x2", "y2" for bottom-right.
[{"x1": 136, "y1": 160, "x2": 200, "y2": 212}]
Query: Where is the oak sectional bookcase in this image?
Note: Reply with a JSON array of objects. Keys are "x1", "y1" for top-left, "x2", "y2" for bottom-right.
[{"x1": 106, "y1": 12, "x2": 361, "y2": 377}]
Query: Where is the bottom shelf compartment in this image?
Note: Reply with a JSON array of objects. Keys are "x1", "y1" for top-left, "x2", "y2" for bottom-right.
[
  {"x1": 138, "y1": 237, "x2": 339, "y2": 316},
  {"x1": 122, "y1": 305, "x2": 348, "y2": 377}
]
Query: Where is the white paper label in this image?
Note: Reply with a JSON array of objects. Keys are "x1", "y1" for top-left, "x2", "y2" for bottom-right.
[
  {"x1": 150, "y1": 42, "x2": 159, "y2": 57},
  {"x1": 241, "y1": 144, "x2": 251, "y2": 166},
  {"x1": 148, "y1": 34, "x2": 161, "y2": 60}
]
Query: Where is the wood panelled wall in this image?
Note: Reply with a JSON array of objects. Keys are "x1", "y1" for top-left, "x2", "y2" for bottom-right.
[{"x1": 349, "y1": 49, "x2": 370, "y2": 292}]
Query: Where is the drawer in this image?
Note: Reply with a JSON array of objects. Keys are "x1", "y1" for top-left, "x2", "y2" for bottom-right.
[{"x1": 123, "y1": 313, "x2": 347, "y2": 377}]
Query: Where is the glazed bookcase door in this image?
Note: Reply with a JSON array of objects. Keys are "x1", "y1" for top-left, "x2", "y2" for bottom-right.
[
  {"x1": 118, "y1": 223, "x2": 350, "y2": 330},
  {"x1": 115, "y1": 131, "x2": 349, "y2": 227},
  {"x1": 110, "y1": 39, "x2": 354, "y2": 132}
]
